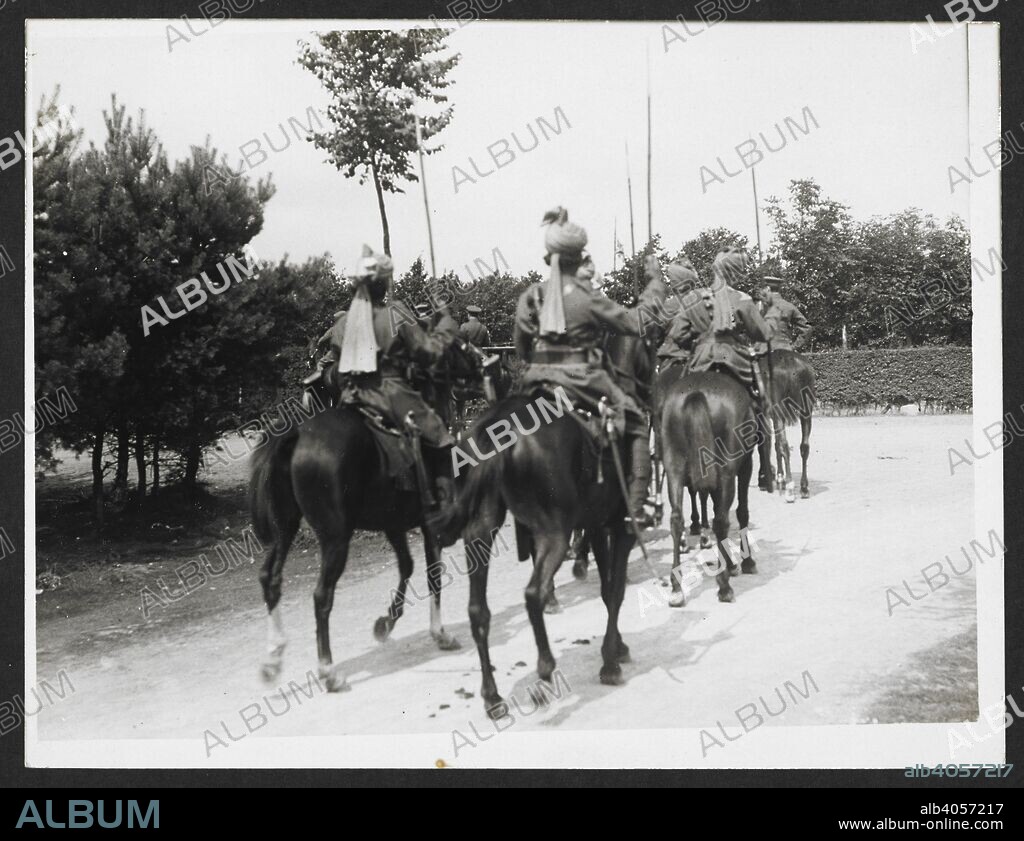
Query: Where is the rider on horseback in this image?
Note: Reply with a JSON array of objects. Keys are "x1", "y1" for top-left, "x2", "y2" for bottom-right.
[
  {"x1": 655, "y1": 258, "x2": 705, "y2": 373},
  {"x1": 665, "y1": 247, "x2": 771, "y2": 410},
  {"x1": 459, "y1": 305, "x2": 491, "y2": 347},
  {"x1": 323, "y1": 245, "x2": 460, "y2": 511},
  {"x1": 513, "y1": 206, "x2": 669, "y2": 528},
  {"x1": 755, "y1": 276, "x2": 810, "y2": 353}
]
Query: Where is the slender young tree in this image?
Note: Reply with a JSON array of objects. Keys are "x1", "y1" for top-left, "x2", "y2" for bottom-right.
[{"x1": 298, "y1": 29, "x2": 460, "y2": 256}]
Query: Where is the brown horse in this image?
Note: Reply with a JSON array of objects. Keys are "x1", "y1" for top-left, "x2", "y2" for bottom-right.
[
  {"x1": 660, "y1": 369, "x2": 769, "y2": 607},
  {"x1": 653, "y1": 363, "x2": 713, "y2": 551},
  {"x1": 762, "y1": 349, "x2": 816, "y2": 503},
  {"x1": 250, "y1": 350, "x2": 476, "y2": 692},
  {"x1": 435, "y1": 390, "x2": 637, "y2": 718}
]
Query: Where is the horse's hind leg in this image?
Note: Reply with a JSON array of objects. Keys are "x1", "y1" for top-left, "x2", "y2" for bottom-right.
[
  {"x1": 426, "y1": 525, "x2": 461, "y2": 650},
  {"x1": 688, "y1": 487, "x2": 701, "y2": 536},
  {"x1": 466, "y1": 501, "x2": 507, "y2": 719},
  {"x1": 712, "y1": 481, "x2": 738, "y2": 602},
  {"x1": 258, "y1": 514, "x2": 299, "y2": 682},
  {"x1": 373, "y1": 527, "x2": 415, "y2": 643},
  {"x1": 596, "y1": 520, "x2": 632, "y2": 685},
  {"x1": 776, "y1": 416, "x2": 795, "y2": 503},
  {"x1": 799, "y1": 413, "x2": 812, "y2": 499},
  {"x1": 571, "y1": 528, "x2": 590, "y2": 581},
  {"x1": 666, "y1": 470, "x2": 688, "y2": 608},
  {"x1": 699, "y1": 491, "x2": 712, "y2": 549},
  {"x1": 313, "y1": 527, "x2": 354, "y2": 692},
  {"x1": 524, "y1": 529, "x2": 569, "y2": 683},
  {"x1": 737, "y1": 453, "x2": 757, "y2": 575}
]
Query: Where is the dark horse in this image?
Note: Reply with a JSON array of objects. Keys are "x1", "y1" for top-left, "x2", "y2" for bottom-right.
[
  {"x1": 653, "y1": 362, "x2": 714, "y2": 553},
  {"x1": 436, "y1": 388, "x2": 637, "y2": 718},
  {"x1": 661, "y1": 369, "x2": 769, "y2": 607},
  {"x1": 564, "y1": 333, "x2": 666, "y2": 585},
  {"x1": 761, "y1": 349, "x2": 816, "y2": 503},
  {"x1": 249, "y1": 401, "x2": 463, "y2": 693}
]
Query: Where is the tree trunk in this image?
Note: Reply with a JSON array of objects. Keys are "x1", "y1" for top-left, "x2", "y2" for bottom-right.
[
  {"x1": 184, "y1": 441, "x2": 202, "y2": 496},
  {"x1": 370, "y1": 160, "x2": 391, "y2": 256},
  {"x1": 113, "y1": 426, "x2": 130, "y2": 501},
  {"x1": 91, "y1": 424, "x2": 105, "y2": 528},
  {"x1": 152, "y1": 437, "x2": 160, "y2": 494},
  {"x1": 134, "y1": 427, "x2": 147, "y2": 506}
]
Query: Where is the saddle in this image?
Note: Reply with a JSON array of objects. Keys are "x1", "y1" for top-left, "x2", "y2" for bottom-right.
[
  {"x1": 353, "y1": 406, "x2": 418, "y2": 492},
  {"x1": 519, "y1": 383, "x2": 610, "y2": 455}
]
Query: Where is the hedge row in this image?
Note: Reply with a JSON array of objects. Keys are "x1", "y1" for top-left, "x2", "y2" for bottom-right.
[{"x1": 804, "y1": 347, "x2": 972, "y2": 413}]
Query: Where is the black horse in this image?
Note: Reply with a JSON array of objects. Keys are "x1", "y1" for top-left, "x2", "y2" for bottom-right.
[
  {"x1": 660, "y1": 369, "x2": 770, "y2": 607},
  {"x1": 436, "y1": 388, "x2": 638, "y2": 718},
  {"x1": 249, "y1": 391, "x2": 469, "y2": 693}
]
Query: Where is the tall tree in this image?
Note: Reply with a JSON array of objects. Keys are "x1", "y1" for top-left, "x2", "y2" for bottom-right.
[
  {"x1": 298, "y1": 29, "x2": 460, "y2": 256},
  {"x1": 763, "y1": 179, "x2": 858, "y2": 348},
  {"x1": 34, "y1": 93, "x2": 133, "y2": 526}
]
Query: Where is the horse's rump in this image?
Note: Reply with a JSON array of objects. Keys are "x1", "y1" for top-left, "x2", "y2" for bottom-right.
[
  {"x1": 250, "y1": 427, "x2": 300, "y2": 544},
  {"x1": 767, "y1": 349, "x2": 816, "y2": 425}
]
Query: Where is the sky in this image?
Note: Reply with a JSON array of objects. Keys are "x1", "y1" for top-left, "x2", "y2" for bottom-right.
[{"x1": 27, "y1": 18, "x2": 974, "y2": 281}]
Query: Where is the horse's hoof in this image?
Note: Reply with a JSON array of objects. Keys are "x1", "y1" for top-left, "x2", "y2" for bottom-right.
[
  {"x1": 700, "y1": 536, "x2": 712, "y2": 550},
  {"x1": 260, "y1": 659, "x2": 282, "y2": 683},
  {"x1": 741, "y1": 559, "x2": 758, "y2": 575},
  {"x1": 485, "y1": 699, "x2": 510, "y2": 721},
  {"x1": 785, "y1": 484, "x2": 796, "y2": 503},
  {"x1": 801, "y1": 488, "x2": 810, "y2": 499},
  {"x1": 432, "y1": 631, "x2": 462, "y2": 651},
  {"x1": 538, "y1": 657, "x2": 556, "y2": 683},
  {"x1": 544, "y1": 599, "x2": 562, "y2": 615},
  {"x1": 319, "y1": 666, "x2": 350, "y2": 693},
  {"x1": 669, "y1": 591, "x2": 687, "y2": 608},
  {"x1": 600, "y1": 665, "x2": 625, "y2": 686},
  {"x1": 727, "y1": 563, "x2": 739, "y2": 576},
  {"x1": 572, "y1": 560, "x2": 588, "y2": 581},
  {"x1": 616, "y1": 643, "x2": 631, "y2": 664},
  {"x1": 718, "y1": 589, "x2": 735, "y2": 603},
  {"x1": 373, "y1": 616, "x2": 393, "y2": 643}
]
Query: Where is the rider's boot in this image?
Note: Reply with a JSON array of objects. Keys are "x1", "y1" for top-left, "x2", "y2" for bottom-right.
[{"x1": 625, "y1": 432, "x2": 654, "y2": 530}]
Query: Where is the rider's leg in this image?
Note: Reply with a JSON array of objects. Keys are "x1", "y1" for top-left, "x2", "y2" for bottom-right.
[{"x1": 626, "y1": 429, "x2": 654, "y2": 529}]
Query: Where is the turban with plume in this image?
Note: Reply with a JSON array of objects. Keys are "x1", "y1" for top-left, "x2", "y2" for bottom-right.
[
  {"x1": 339, "y1": 245, "x2": 394, "y2": 374},
  {"x1": 709, "y1": 247, "x2": 750, "y2": 333},
  {"x1": 539, "y1": 206, "x2": 588, "y2": 335}
]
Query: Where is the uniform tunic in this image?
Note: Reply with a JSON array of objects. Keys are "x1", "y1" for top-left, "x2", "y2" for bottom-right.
[
  {"x1": 666, "y1": 286, "x2": 769, "y2": 388},
  {"x1": 326, "y1": 301, "x2": 458, "y2": 448},
  {"x1": 513, "y1": 271, "x2": 668, "y2": 436},
  {"x1": 760, "y1": 296, "x2": 810, "y2": 352},
  {"x1": 459, "y1": 316, "x2": 491, "y2": 347}
]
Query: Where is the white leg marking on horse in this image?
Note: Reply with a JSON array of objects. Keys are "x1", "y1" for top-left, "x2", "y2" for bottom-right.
[
  {"x1": 267, "y1": 606, "x2": 286, "y2": 656},
  {"x1": 430, "y1": 597, "x2": 443, "y2": 637}
]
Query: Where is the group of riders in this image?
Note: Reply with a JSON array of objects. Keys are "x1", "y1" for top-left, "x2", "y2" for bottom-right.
[{"x1": 306, "y1": 206, "x2": 810, "y2": 529}]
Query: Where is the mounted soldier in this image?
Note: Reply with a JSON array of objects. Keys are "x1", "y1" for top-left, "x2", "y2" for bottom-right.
[
  {"x1": 756, "y1": 276, "x2": 810, "y2": 353},
  {"x1": 513, "y1": 206, "x2": 668, "y2": 527},
  {"x1": 320, "y1": 245, "x2": 459, "y2": 512},
  {"x1": 459, "y1": 305, "x2": 491, "y2": 347},
  {"x1": 755, "y1": 276, "x2": 816, "y2": 502},
  {"x1": 655, "y1": 258, "x2": 705, "y2": 378},
  {"x1": 663, "y1": 247, "x2": 770, "y2": 413}
]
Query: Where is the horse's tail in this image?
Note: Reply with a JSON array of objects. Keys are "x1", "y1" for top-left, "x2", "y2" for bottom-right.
[
  {"x1": 433, "y1": 440, "x2": 506, "y2": 546},
  {"x1": 249, "y1": 428, "x2": 300, "y2": 545},
  {"x1": 432, "y1": 401, "x2": 519, "y2": 545},
  {"x1": 680, "y1": 391, "x2": 718, "y2": 492}
]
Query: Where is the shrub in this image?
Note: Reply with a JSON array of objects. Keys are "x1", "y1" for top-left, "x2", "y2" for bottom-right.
[{"x1": 805, "y1": 347, "x2": 971, "y2": 413}]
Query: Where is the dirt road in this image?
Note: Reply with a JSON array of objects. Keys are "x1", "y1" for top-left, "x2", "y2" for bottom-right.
[{"x1": 33, "y1": 415, "x2": 980, "y2": 764}]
